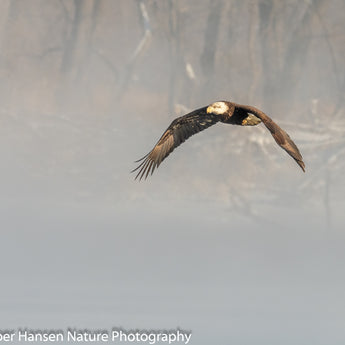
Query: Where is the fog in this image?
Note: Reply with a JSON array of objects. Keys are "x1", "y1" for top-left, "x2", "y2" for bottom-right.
[{"x1": 1, "y1": 1, "x2": 345, "y2": 344}]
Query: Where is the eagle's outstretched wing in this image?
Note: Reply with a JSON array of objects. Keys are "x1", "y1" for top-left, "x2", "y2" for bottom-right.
[
  {"x1": 235, "y1": 103, "x2": 305, "y2": 172},
  {"x1": 132, "y1": 107, "x2": 220, "y2": 180}
]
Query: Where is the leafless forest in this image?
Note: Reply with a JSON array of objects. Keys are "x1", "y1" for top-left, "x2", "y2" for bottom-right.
[
  {"x1": 1, "y1": 0, "x2": 344, "y2": 224},
  {"x1": 1, "y1": 1, "x2": 345, "y2": 343}
]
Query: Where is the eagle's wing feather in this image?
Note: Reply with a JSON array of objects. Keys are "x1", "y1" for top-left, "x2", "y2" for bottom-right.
[
  {"x1": 235, "y1": 104, "x2": 305, "y2": 172},
  {"x1": 132, "y1": 107, "x2": 220, "y2": 180}
]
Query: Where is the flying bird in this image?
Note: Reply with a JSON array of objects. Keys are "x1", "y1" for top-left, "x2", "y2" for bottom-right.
[{"x1": 132, "y1": 101, "x2": 305, "y2": 180}]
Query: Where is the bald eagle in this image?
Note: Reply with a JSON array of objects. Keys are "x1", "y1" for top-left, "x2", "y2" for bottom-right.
[{"x1": 132, "y1": 101, "x2": 305, "y2": 180}]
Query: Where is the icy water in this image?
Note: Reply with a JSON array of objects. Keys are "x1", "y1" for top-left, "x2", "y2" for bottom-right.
[{"x1": 1, "y1": 191, "x2": 345, "y2": 344}]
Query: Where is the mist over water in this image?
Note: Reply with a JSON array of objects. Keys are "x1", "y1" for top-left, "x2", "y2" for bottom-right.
[{"x1": 1, "y1": 1, "x2": 345, "y2": 344}]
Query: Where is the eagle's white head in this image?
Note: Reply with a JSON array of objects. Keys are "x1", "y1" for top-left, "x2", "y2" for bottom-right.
[{"x1": 206, "y1": 101, "x2": 229, "y2": 115}]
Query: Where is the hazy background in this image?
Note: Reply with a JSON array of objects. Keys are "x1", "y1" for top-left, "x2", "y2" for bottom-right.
[{"x1": 1, "y1": 0, "x2": 345, "y2": 344}]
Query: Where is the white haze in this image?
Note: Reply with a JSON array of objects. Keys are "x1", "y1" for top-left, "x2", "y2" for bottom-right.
[{"x1": 0, "y1": 1, "x2": 345, "y2": 344}]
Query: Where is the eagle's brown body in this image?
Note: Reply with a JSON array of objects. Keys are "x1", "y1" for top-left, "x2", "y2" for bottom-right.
[{"x1": 133, "y1": 101, "x2": 305, "y2": 180}]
